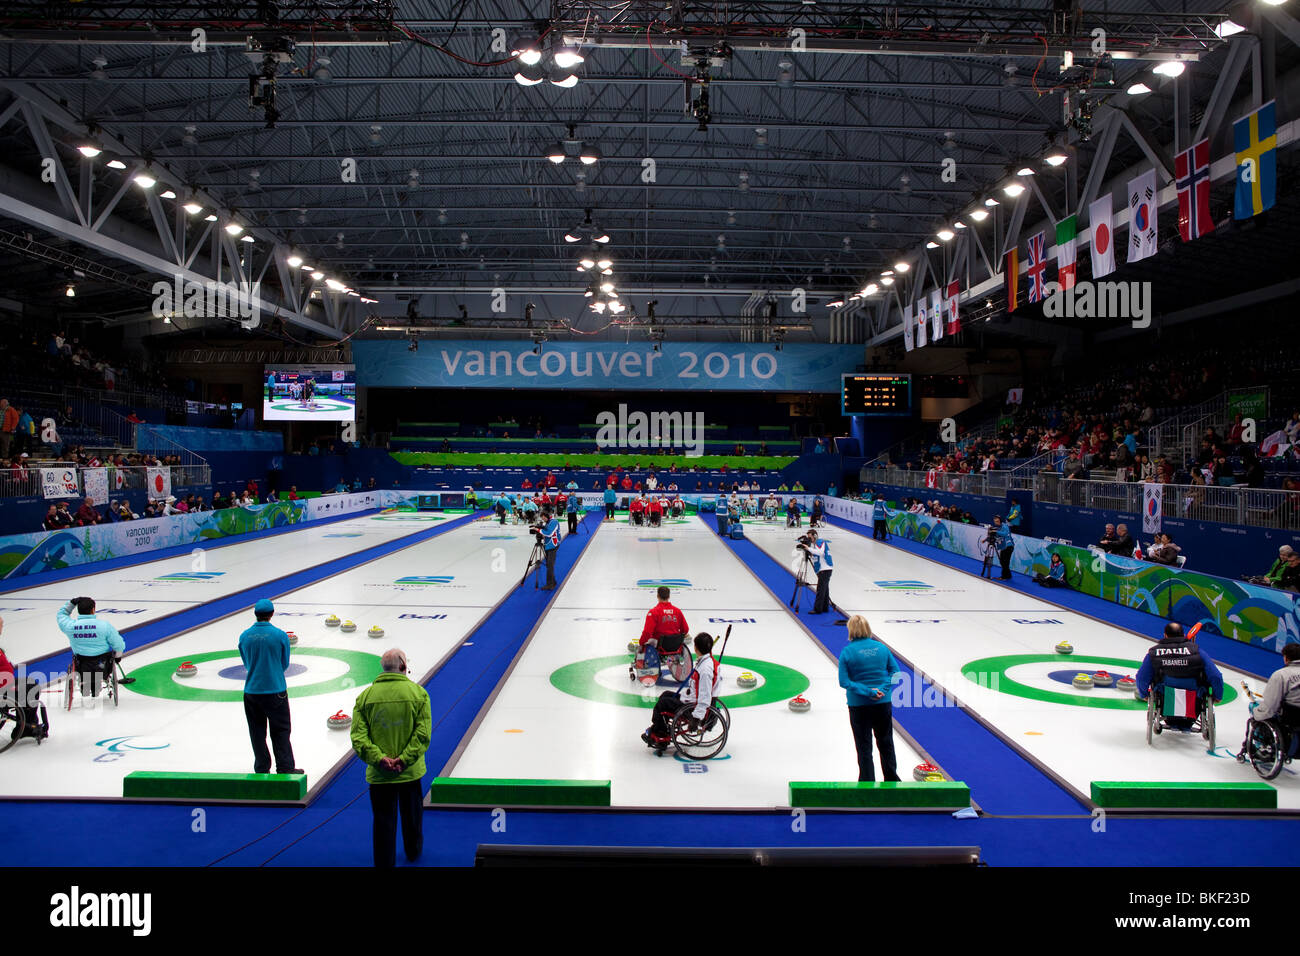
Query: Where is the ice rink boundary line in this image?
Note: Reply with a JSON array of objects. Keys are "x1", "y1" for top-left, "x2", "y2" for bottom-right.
[
  {"x1": 0, "y1": 507, "x2": 385, "y2": 595},
  {"x1": 709, "y1": 516, "x2": 972, "y2": 810},
  {"x1": 23, "y1": 511, "x2": 481, "y2": 678},
  {"x1": 438, "y1": 513, "x2": 608, "y2": 780},
  {"x1": 820, "y1": 514, "x2": 1273, "y2": 683}
]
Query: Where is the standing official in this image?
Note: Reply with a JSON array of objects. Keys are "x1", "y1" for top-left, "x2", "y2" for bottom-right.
[
  {"x1": 566, "y1": 493, "x2": 579, "y2": 534},
  {"x1": 992, "y1": 514, "x2": 1014, "y2": 580},
  {"x1": 237, "y1": 599, "x2": 302, "y2": 775},
  {"x1": 350, "y1": 648, "x2": 431, "y2": 867},
  {"x1": 871, "y1": 496, "x2": 889, "y2": 540}
]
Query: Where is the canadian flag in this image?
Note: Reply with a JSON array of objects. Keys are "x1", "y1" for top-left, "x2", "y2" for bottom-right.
[{"x1": 925, "y1": 469, "x2": 938, "y2": 488}]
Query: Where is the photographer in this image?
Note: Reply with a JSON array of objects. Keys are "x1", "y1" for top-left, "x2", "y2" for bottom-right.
[
  {"x1": 530, "y1": 507, "x2": 561, "y2": 590},
  {"x1": 799, "y1": 529, "x2": 834, "y2": 614},
  {"x1": 989, "y1": 514, "x2": 1014, "y2": 581}
]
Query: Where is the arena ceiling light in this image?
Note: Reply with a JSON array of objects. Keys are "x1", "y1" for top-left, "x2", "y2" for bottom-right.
[
  {"x1": 894, "y1": 261, "x2": 910, "y2": 273},
  {"x1": 1043, "y1": 151, "x2": 1068, "y2": 166},
  {"x1": 1002, "y1": 181, "x2": 1026, "y2": 197},
  {"x1": 936, "y1": 228, "x2": 954, "y2": 241},
  {"x1": 105, "y1": 158, "x2": 126, "y2": 169},
  {"x1": 325, "y1": 278, "x2": 347, "y2": 292},
  {"x1": 926, "y1": 240, "x2": 940, "y2": 249},
  {"x1": 1016, "y1": 165, "x2": 1035, "y2": 176},
  {"x1": 240, "y1": 234, "x2": 255, "y2": 243},
  {"x1": 133, "y1": 170, "x2": 157, "y2": 189},
  {"x1": 287, "y1": 251, "x2": 304, "y2": 268},
  {"x1": 969, "y1": 208, "x2": 989, "y2": 222},
  {"x1": 65, "y1": 284, "x2": 75, "y2": 297},
  {"x1": 511, "y1": 34, "x2": 543, "y2": 66},
  {"x1": 984, "y1": 197, "x2": 1000, "y2": 207},
  {"x1": 77, "y1": 136, "x2": 102, "y2": 158},
  {"x1": 880, "y1": 276, "x2": 895, "y2": 286},
  {"x1": 550, "y1": 71, "x2": 579, "y2": 89},
  {"x1": 1153, "y1": 61, "x2": 1186, "y2": 77},
  {"x1": 565, "y1": 210, "x2": 608, "y2": 243},
  {"x1": 204, "y1": 213, "x2": 218, "y2": 222},
  {"x1": 578, "y1": 142, "x2": 600, "y2": 165},
  {"x1": 310, "y1": 270, "x2": 324, "y2": 281},
  {"x1": 553, "y1": 45, "x2": 584, "y2": 69},
  {"x1": 160, "y1": 189, "x2": 177, "y2": 199},
  {"x1": 1127, "y1": 81, "x2": 1152, "y2": 95},
  {"x1": 183, "y1": 201, "x2": 203, "y2": 215},
  {"x1": 514, "y1": 60, "x2": 545, "y2": 86},
  {"x1": 546, "y1": 142, "x2": 566, "y2": 163},
  {"x1": 224, "y1": 220, "x2": 244, "y2": 236},
  {"x1": 954, "y1": 220, "x2": 967, "y2": 229},
  {"x1": 1214, "y1": 19, "x2": 1245, "y2": 37}
]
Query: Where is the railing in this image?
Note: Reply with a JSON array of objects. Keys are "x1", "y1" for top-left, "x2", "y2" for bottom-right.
[
  {"x1": 134, "y1": 425, "x2": 209, "y2": 467},
  {"x1": 862, "y1": 466, "x2": 1300, "y2": 532},
  {"x1": 1147, "y1": 390, "x2": 1230, "y2": 462},
  {"x1": 0, "y1": 464, "x2": 213, "y2": 500}
]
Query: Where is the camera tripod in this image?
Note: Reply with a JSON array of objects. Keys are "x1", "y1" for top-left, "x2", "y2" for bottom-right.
[
  {"x1": 789, "y1": 547, "x2": 816, "y2": 611},
  {"x1": 521, "y1": 536, "x2": 546, "y2": 589},
  {"x1": 980, "y1": 537, "x2": 997, "y2": 578}
]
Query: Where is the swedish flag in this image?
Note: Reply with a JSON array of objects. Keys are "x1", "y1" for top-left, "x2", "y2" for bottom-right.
[{"x1": 1234, "y1": 101, "x2": 1277, "y2": 219}]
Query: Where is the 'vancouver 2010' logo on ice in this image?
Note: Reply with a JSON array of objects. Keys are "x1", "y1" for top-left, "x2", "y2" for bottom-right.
[
  {"x1": 874, "y1": 580, "x2": 932, "y2": 590},
  {"x1": 637, "y1": 578, "x2": 691, "y2": 588},
  {"x1": 394, "y1": 575, "x2": 455, "y2": 585},
  {"x1": 153, "y1": 571, "x2": 226, "y2": 582}
]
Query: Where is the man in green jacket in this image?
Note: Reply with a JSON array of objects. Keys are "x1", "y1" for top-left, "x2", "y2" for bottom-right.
[{"x1": 350, "y1": 648, "x2": 432, "y2": 867}]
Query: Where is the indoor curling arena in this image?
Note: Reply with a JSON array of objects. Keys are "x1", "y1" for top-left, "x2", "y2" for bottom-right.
[{"x1": 2, "y1": 0, "x2": 1299, "y2": 934}]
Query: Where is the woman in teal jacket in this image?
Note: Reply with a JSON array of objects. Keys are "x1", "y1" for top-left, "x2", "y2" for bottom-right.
[{"x1": 838, "y1": 615, "x2": 900, "y2": 782}]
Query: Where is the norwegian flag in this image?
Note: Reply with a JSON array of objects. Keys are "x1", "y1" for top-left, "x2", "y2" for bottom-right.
[
  {"x1": 1175, "y1": 138, "x2": 1213, "y2": 242},
  {"x1": 1026, "y1": 230, "x2": 1048, "y2": 303},
  {"x1": 945, "y1": 279, "x2": 960, "y2": 335}
]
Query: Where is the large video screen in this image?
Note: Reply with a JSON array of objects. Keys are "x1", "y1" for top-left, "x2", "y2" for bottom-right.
[{"x1": 263, "y1": 365, "x2": 357, "y2": 421}]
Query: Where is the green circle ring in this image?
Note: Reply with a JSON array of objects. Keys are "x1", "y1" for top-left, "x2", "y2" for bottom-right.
[
  {"x1": 126, "y1": 648, "x2": 385, "y2": 702},
  {"x1": 961, "y1": 653, "x2": 1239, "y2": 709},
  {"x1": 549, "y1": 654, "x2": 809, "y2": 709}
]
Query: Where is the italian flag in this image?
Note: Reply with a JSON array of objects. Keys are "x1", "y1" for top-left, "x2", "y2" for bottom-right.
[
  {"x1": 1056, "y1": 215, "x2": 1077, "y2": 289},
  {"x1": 1164, "y1": 686, "x2": 1197, "y2": 719}
]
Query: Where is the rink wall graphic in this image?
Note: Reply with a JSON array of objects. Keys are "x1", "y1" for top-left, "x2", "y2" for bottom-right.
[{"x1": 825, "y1": 497, "x2": 1300, "y2": 653}]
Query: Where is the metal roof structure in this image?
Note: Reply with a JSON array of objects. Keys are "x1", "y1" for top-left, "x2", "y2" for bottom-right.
[{"x1": 0, "y1": 1, "x2": 1293, "y2": 348}]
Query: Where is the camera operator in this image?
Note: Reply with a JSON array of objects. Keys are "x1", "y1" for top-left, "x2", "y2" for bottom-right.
[
  {"x1": 530, "y1": 507, "x2": 561, "y2": 590},
  {"x1": 988, "y1": 514, "x2": 1014, "y2": 581},
  {"x1": 798, "y1": 529, "x2": 834, "y2": 614}
]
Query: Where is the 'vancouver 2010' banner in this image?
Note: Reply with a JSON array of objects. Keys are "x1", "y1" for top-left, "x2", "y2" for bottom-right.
[{"x1": 352, "y1": 340, "x2": 862, "y2": 392}]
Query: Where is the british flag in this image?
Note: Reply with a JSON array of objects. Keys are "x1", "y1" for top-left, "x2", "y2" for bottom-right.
[
  {"x1": 1026, "y1": 230, "x2": 1048, "y2": 303},
  {"x1": 1175, "y1": 138, "x2": 1213, "y2": 242}
]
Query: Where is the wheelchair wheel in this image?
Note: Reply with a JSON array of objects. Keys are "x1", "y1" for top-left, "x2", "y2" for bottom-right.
[
  {"x1": 65, "y1": 662, "x2": 76, "y2": 712},
  {"x1": 107, "y1": 663, "x2": 119, "y2": 707},
  {"x1": 1249, "y1": 720, "x2": 1286, "y2": 780},
  {"x1": 1201, "y1": 698, "x2": 1215, "y2": 751},
  {"x1": 666, "y1": 647, "x2": 693, "y2": 682},
  {"x1": 670, "y1": 703, "x2": 728, "y2": 761},
  {"x1": 0, "y1": 699, "x2": 24, "y2": 755},
  {"x1": 1145, "y1": 693, "x2": 1157, "y2": 746}
]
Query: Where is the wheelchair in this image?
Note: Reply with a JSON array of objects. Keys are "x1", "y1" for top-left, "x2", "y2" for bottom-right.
[
  {"x1": 661, "y1": 699, "x2": 730, "y2": 760},
  {"x1": 1144, "y1": 682, "x2": 1214, "y2": 751},
  {"x1": 0, "y1": 685, "x2": 49, "y2": 754},
  {"x1": 763, "y1": 504, "x2": 779, "y2": 522},
  {"x1": 1237, "y1": 713, "x2": 1300, "y2": 780},
  {"x1": 65, "y1": 654, "x2": 119, "y2": 711}
]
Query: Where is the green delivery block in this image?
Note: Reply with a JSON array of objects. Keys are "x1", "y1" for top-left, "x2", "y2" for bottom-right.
[
  {"x1": 789, "y1": 781, "x2": 970, "y2": 809},
  {"x1": 123, "y1": 771, "x2": 306, "y2": 801},
  {"x1": 1090, "y1": 781, "x2": 1276, "y2": 810},
  {"x1": 427, "y1": 777, "x2": 611, "y2": 807}
]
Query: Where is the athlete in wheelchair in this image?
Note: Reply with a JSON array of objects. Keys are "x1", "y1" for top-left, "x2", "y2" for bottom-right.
[
  {"x1": 631, "y1": 586, "x2": 691, "y2": 682},
  {"x1": 641, "y1": 631, "x2": 729, "y2": 760},
  {"x1": 1238, "y1": 642, "x2": 1300, "y2": 779},
  {"x1": 0, "y1": 625, "x2": 49, "y2": 752},
  {"x1": 1135, "y1": 622, "x2": 1224, "y2": 749},
  {"x1": 763, "y1": 493, "x2": 780, "y2": 522},
  {"x1": 56, "y1": 597, "x2": 126, "y2": 709}
]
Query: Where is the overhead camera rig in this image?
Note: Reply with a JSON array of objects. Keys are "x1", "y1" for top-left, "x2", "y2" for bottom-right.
[
  {"x1": 245, "y1": 35, "x2": 296, "y2": 129},
  {"x1": 681, "y1": 43, "x2": 733, "y2": 132},
  {"x1": 1055, "y1": 50, "x2": 1115, "y2": 142}
]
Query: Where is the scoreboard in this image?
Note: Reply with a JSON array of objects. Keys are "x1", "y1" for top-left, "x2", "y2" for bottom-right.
[{"x1": 841, "y1": 373, "x2": 912, "y2": 416}]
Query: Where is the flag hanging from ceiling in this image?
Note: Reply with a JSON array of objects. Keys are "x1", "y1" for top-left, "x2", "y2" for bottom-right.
[
  {"x1": 1055, "y1": 215, "x2": 1077, "y2": 289},
  {"x1": 929, "y1": 287, "x2": 943, "y2": 342},
  {"x1": 1026, "y1": 230, "x2": 1048, "y2": 303},
  {"x1": 1088, "y1": 194, "x2": 1116, "y2": 278},
  {"x1": 1127, "y1": 169, "x2": 1158, "y2": 262},
  {"x1": 914, "y1": 295, "x2": 928, "y2": 347},
  {"x1": 1005, "y1": 248, "x2": 1019, "y2": 312},
  {"x1": 902, "y1": 301, "x2": 914, "y2": 351},
  {"x1": 945, "y1": 279, "x2": 960, "y2": 335},
  {"x1": 1175, "y1": 138, "x2": 1213, "y2": 241},
  {"x1": 1234, "y1": 100, "x2": 1277, "y2": 219}
]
